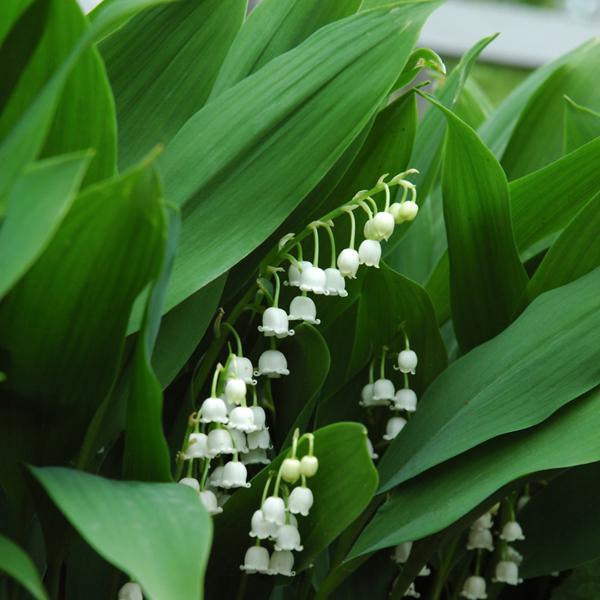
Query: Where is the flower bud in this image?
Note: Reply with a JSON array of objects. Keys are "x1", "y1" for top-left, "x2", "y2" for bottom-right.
[
  {"x1": 337, "y1": 248, "x2": 360, "y2": 278},
  {"x1": 398, "y1": 200, "x2": 419, "y2": 222},
  {"x1": 371, "y1": 211, "x2": 395, "y2": 241},
  {"x1": 300, "y1": 455, "x2": 319, "y2": 477},
  {"x1": 288, "y1": 486, "x2": 314, "y2": 516},
  {"x1": 397, "y1": 350, "x2": 418, "y2": 374},
  {"x1": 358, "y1": 239, "x2": 381, "y2": 267},
  {"x1": 281, "y1": 458, "x2": 301, "y2": 483}
]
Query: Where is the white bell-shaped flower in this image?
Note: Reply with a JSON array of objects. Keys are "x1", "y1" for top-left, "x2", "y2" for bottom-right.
[
  {"x1": 404, "y1": 583, "x2": 420, "y2": 598},
  {"x1": 360, "y1": 383, "x2": 375, "y2": 407},
  {"x1": 391, "y1": 542, "x2": 412, "y2": 564},
  {"x1": 178, "y1": 477, "x2": 200, "y2": 492},
  {"x1": 281, "y1": 458, "x2": 301, "y2": 483},
  {"x1": 506, "y1": 546, "x2": 524, "y2": 566},
  {"x1": 517, "y1": 495, "x2": 530, "y2": 511},
  {"x1": 199, "y1": 490, "x2": 222, "y2": 515},
  {"x1": 249, "y1": 406, "x2": 267, "y2": 429},
  {"x1": 207, "y1": 465, "x2": 224, "y2": 488},
  {"x1": 337, "y1": 248, "x2": 360, "y2": 278},
  {"x1": 358, "y1": 239, "x2": 381, "y2": 267},
  {"x1": 184, "y1": 432, "x2": 210, "y2": 459},
  {"x1": 262, "y1": 496, "x2": 286, "y2": 526},
  {"x1": 247, "y1": 428, "x2": 272, "y2": 450},
  {"x1": 300, "y1": 455, "x2": 318, "y2": 478},
  {"x1": 493, "y1": 561, "x2": 522, "y2": 585},
  {"x1": 383, "y1": 416, "x2": 407, "y2": 441},
  {"x1": 461, "y1": 575, "x2": 488, "y2": 599},
  {"x1": 287, "y1": 260, "x2": 312, "y2": 287},
  {"x1": 118, "y1": 582, "x2": 143, "y2": 600},
  {"x1": 363, "y1": 218, "x2": 376, "y2": 240},
  {"x1": 397, "y1": 350, "x2": 418, "y2": 374},
  {"x1": 288, "y1": 296, "x2": 320, "y2": 325},
  {"x1": 471, "y1": 513, "x2": 493, "y2": 530},
  {"x1": 258, "y1": 307, "x2": 295, "y2": 338},
  {"x1": 221, "y1": 460, "x2": 250, "y2": 489},
  {"x1": 240, "y1": 545, "x2": 270, "y2": 574},
  {"x1": 397, "y1": 201, "x2": 419, "y2": 222},
  {"x1": 242, "y1": 448, "x2": 271, "y2": 465},
  {"x1": 229, "y1": 428, "x2": 248, "y2": 453},
  {"x1": 288, "y1": 486, "x2": 314, "y2": 516},
  {"x1": 228, "y1": 406, "x2": 257, "y2": 433},
  {"x1": 269, "y1": 550, "x2": 295, "y2": 576},
  {"x1": 250, "y1": 509, "x2": 278, "y2": 539},
  {"x1": 299, "y1": 265, "x2": 328, "y2": 295},
  {"x1": 226, "y1": 356, "x2": 256, "y2": 385},
  {"x1": 367, "y1": 437, "x2": 379, "y2": 460},
  {"x1": 393, "y1": 388, "x2": 417, "y2": 412},
  {"x1": 467, "y1": 527, "x2": 494, "y2": 551},
  {"x1": 274, "y1": 524, "x2": 303, "y2": 552},
  {"x1": 372, "y1": 378, "x2": 395, "y2": 402},
  {"x1": 324, "y1": 268, "x2": 348, "y2": 297},
  {"x1": 255, "y1": 349, "x2": 290, "y2": 378},
  {"x1": 419, "y1": 565, "x2": 431, "y2": 577},
  {"x1": 372, "y1": 211, "x2": 395, "y2": 241},
  {"x1": 199, "y1": 396, "x2": 228, "y2": 424},
  {"x1": 500, "y1": 521, "x2": 525, "y2": 542},
  {"x1": 224, "y1": 378, "x2": 246, "y2": 406},
  {"x1": 206, "y1": 428, "x2": 235, "y2": 456}
]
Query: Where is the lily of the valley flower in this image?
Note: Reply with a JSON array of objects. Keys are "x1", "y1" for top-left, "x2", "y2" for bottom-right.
[
  {"x1": 372, "y1": 378, "x2": 395, "y2": 402},
  {"x1": 371, "y1": 211, "x2": 395, "y2": 241},
  {"x1": 404, "y1": 583, "x2": 420, "y2": 598},
  {"x1": 178, "y1": 477, "x2": 200, "y2": 492},
  {"x1": 225, "y1": 355, "x2": 256, "y2": 385},
  {"x1": 229, "y1": 428, "x2": 248, "y2": 453},
  {"x1": 224, "y1": 377, "x2": 247, "y2": 406},
  {"x1": 206, "y1": 428, "x2": 235, "y2": 456},
  {"x1": 288, "y1": 486, "x2": 314, "y2": 516},
  {"x1": 240, "y1": 546, "x2": 271, "y2": 574},
  {"x1": 393, "y1": 388, "x2": 417, "y2": 412},
  {"x1": 467, "y1": 527, "x2": 494, "y2": 552},
  {"x1": 383, "y1": 416, "x2": 407, "y2": 441},
  {"x1": 493, "y1": 561, "x2": 523, "y2": 586},
  {"x1": 397, "y1": 349, "x2": 418, "y2": 374},
  {"x1": 472, "y1": 513, "x2": 494, "y2": 531},
  {"x1": 288, "y1": 295, "x2": 321, "y2": 325},
  {"x1": 262, "y1": 496, "x2": 286, "y2": 526},
  {"x1": 324, "y1": 268, "x2": 348, "y2": 296},
  {"x1": 228, "y1": 406, "x2": 257, "y2": 433},
  {"x1": 247, "y1": 428, "x2": 272, "y2": 450},
  {"x1": 337, "y1": 248, "x2": 360, "y2": 278},
  {"x1": 391, "y1": 542, "x2": 412, "y2": 564},
  {"x1": 269, "y1": 550, "x2": 295, "y2": 576},
  {"x1": 274, "y1": 524, "x2": 303, "y2": 552},
  {"x1": 184, "y1": 432, "x2": 210, "y2": 459},
  {"x1": 250, "y1": 509, "x2": 279, "y2": 539},
  {"x1": 242, "y1": 448, "x2": 271, "y2": 465},
  {"x1": 461, "y1": 575, "x2": 488, "y2": 600},
  {"x1": 358, "y1": 239, "x2": 381, "y2": 267},
  {"x1": 300, "y1": 455, "x2": 318, "y2": 478},
  {"x1": 367, "y1": 437, "x2": 379, "y2": 460},
  {"x1": 199, "y1": 396, "x2": 228, "y2": 424},
  {"x1": 255, "y1": 349, "x2": 290, "y2": 377},
  {"x1": 287, "y1": 260, "x2": 312, "y2": 287},
  {"x1": 258, "y1": 307, "x2": 295, "y2": 338},
  {"x1": 500, "y1": 521, "x2": 525, "y2": 542},
  {"x1": 199, "y1": 490, "x2": 223, "y2": 515},
  {"x1": 118, "y1": 582, "x2": 143, "y2": 600},
  {"x1": 221, "y1": 460, "x2": 250, "y2": 489}
]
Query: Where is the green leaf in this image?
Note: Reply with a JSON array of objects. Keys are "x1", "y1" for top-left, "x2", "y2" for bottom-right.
[
  {"x1": 211, "y1": 423, "x2": 377, "y2": 581},
  {"x1": 0, "y1": 534, "x2": 48, "y2": 600},
  {"x1": 519, "y1": 463, "x2": 600, "y2": 578},
  {"x1": 210, "y1": 0, "x2": 361, "y2": 97},
  {"x1": 454, "y1": 78, "x2": 493, "y2": 129},
  {"x1": 526, "y1": 193, "x2": 600, "y2": 302},
  {"x1": 156, "y1": 2, "x2": 439, "y2": 316},
  {"x1": 0, "y1": 159, "x2": 166, "y2": 471},
  {"x1": 550, "y1": 558, "x2": 600, "y2": 600},
  {"x1": 31, "y1": 467, "x2": 212, "y2": 600},
  {"x1": 350, "y1": 386, "x2": 600, "y2": 559},
  {"x1": 0, "y1": 151, "x2": 90, "y2": 299},
  {"x1": 101, "y1": 0, "x2": 245, "y2": 169},
  {"x1": 428, "y1": 92, "x2": 527, "y2": 350},
  {"x1": 378, "y1": 267, "x2": 600, "y2": 493},
  {"x1": 563, "y1": 96, "x2": 600, "y2": 153}
]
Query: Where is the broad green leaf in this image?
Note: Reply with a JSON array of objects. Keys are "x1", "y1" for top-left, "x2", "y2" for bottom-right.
[
  {"x1": 0, "y1": 159, "x2": 166, "y2": 473},
  {"x1": 0, "y1": 152, "x2": 90, "y2": 299},
  {"x1": 210, "y1": 0, "x2": 361, "y2": 97},
  {"x1": 563, "y1": 96, "x2": 600, "y2": 153},
  {"x1": 429, "y1": 93, "x2": 527, "y2": 350},
  {"x1": 350, "y1": 386, "x2": 600, "y2": 558},
  {"x1": 526, "y1": 193, "x2": 600, "y2": 302},
  {"x1": 550, "y1": 558, "x2": 600, "y2": 600},
  {"x1": 101, "y1": 0, "x2": 245, "y2": 169},
  {"x1": 0, "y1": 0, "x2": 116, "y2": 186},
  {"x1": 157, "y1": 2, "x2": 439, "y2": 316},
  {"x1": 378, "y1": 267, "x2": 600, "y2": 493},
  {"x1": 520, "y1": 463, "x2": 600, "y2": 578},
  {"x1": 0, "y1": 535, "x2": 48, "y2": 600},
  {"x1": 454, "y1": 78, "x2": 493, "y2": 129},
  {"x1": 502, "y1": 42, "x2": 600, "y2": 179},
  {"x1": 210, "y1": 423, "x2": 377, "y2": 585},
  {"x1": 31, "y1": 467, "x2": 212, "y2": 600}
]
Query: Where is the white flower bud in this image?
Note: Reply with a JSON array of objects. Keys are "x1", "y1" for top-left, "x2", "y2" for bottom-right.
[
  {"x1": 461, "y1": 575, "x2": 488, "y2": 599},
  {"x1": 467, "y1": 527, "x2": 494, "y2": 552},
  {"x1": 224, "y1": 378, "x2": 246, "y2": 406},
  {"x1": 324, "y1": 267, "x2": 348, "y2": 297},
  {"x1": 288, "y1": 296, "x2": 320, "y2": 325},
  {"x1": 281, "y1": 458, "x2": 301, "y2": 483},
  {"x1": 269, "y1": 550, "x2": 295, "y2": 576},
  {"x1": 184, "y1": 432, "x2": 210, "y2": 459},
  {"x1": 240, "y1": 545, "x2": 270, "y2": 574},
  {"x1": 274, "y1": 524, "x2": 303, "y2": 552},
  {"x1": 358, "y1": 239, "x2": 381, "y2": 267},
  {"x1": 391, "y1": 542, "x2": 412, "y2": 564},
  {"x1": 397, "y1": 350, "x2": 418, "y2": 374},
  {"x1": 389, "y1": 202, "x2": 404, "y2": 223},
  {"x1": 118, "y1": 582, "x2": 143, "y2": 600},
  {"x1": 299, "y1": 265, "x2": 328, "y2": 295},
  {"x1": 199, "y1": 490, "x2": 222, "y2": 515},
  {"x1": 398, "y1": 201, "x2": 419, "y2": 222},
  {"x1": 300, "y1": 455, "x2": 318, "y2": 478},
  {"x1": 337, "y1": 248, "x2": 360, "y2": 278},
  {"x1": 372, "y1": 211, "x2": 395, "y2": 241},
  {"x1": 255, "y1": 349, "x2": 290, "y2": 378},
  {"x1": 393, "y1": 389, "x2": 417, "y2": 412},
  {"x1": 247, "y1": 428, "x2": 272, "y2": 450},
  {"x1": 383, "y1": 416, "x2": 407, "y2": 441},
  {"x1": 242, "y1": 448, "x2": 271, "y2": 465},
  {"x1": 250, "y1": 509, "x2": 278, "y2": 539},
  {"x1": 178, "y1": 477, "x2": 200, "y2": 492},
  {"x1": 500, "y1": 521, "x2": 525, "y2": 542},
  {"x1": 225, "y1": 356, "x2": 256, "y2": 385},
  {"x1": 493, "y1": 561, "x2": 522, "y2": 585},
  {"x1": 228, "y1": 406, "x2": 257, "y2": 433},
  {"x1": 221, "y1": 460, "x2": 250, "y2": 489},
  {"x1": 206, "y1": 428, "x2": 235, "y2": 456},
  {"x1": 262, "y1": 496, "x2": 286, "y2": 525},
  {"x1": 360, "y1": 383, "x2": 374, "y2": 407},
  {"x1": 372, "y1": 378, "x2": 395, "y2": 402},
  {"x1": 363, "y1": 218, "x2": 376, "y2": 240},
  {"x1": 258, "y1": 307, "x2": 295, "y2": 339},
  {"x1": 287, "y1": 260, "x2": 312, "y2": 287},
  {"x1": 288, "y1": 486, "x2": 314, "y2": 516},
  {"x1": 199, "y1": 397, "x2": 228, "y2": 424}
]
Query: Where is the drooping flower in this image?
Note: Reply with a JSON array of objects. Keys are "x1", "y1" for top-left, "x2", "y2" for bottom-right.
[
  {"x1": 300, "y1": 455, "x2": 319, "y2": 478},
  {"x1": 371, "y1": 211, "x2": 395, "y2": 241},
  {"x1": 358, "y1": 239, "x2": 381, "y2": 267},
  {"x1": 269, "y1": 550, "x2": 296, "y2": 576},
  {"x1": 500, "y1": 521, "x2": 525, "y2": 542},
  {"x1": 225, "y1": 356, "x2": 256, "y2": 385},
  {"x1": 287, "y1": 260, "x2": 313, "y2": 287},
  {"x1": 247, "y1": 428, "x2": 272, "y2": 450},
  {"x1": 397, "y1": 349, "x2": 418, "y2": 374},
  {"x1": 324, "y1": 267, "x2": 348, "y2": 297},
  {"x1": 118, "y1": 582, "x2": 143, "y2": 600},
  {"x1": 288, "y1": 486, "x2": 314, "y2": 516},
  {"x1": 471, "y1": 513, "x2": 493, "y2": 531},
  {"x1": 199, "y1": 396, "x2": 228, "y2": 424},
  {"x1": 274, "y1": 524, "x2": 303, "y2": 552},
  {"x1": 467, "y1": 527, "x2": 494, "y2": 552},
  {"x1": 221, "y1": 460, "x2": 250, "y2": 489},
  {"x1": 299, "y1": 265, "x2": 328, "y2": 295},
  {"x1": 288, "y1": 295, "x2": 321, "y2": 325},
  {"x1": 404, "y1": 583, "x2": 420, "y2": 598},
  {"x1": 391, "y1": 542, "x2": 412, "y2": 564},
  {"x1": 254, "y1": 349, "x2": 290, "y2": 378},
  {"x1": 366, "y1": 437, "x2": 379, "y2": 460},
  {"x1": 372, "y1": 378, "x2": 395, "y2": 403},
  {"x1": 240, "y1": 546, "x2": 271, "y2": 574},
  {"x1": 206, "y1": 428, "x2": 235, "y2": 456},
  {"x1": 228, "y1": 406, "x2": 257, "y2": 433},
  {"x1": 250, "y1": 509, "x2": 279, "y2": 539},
  {"x1": 178, "y1": 477, "x2": 200, "y2": 492},
  {"x1": 337, "y1": 248, "x2": 360, "y2": 278},
  {"x1": 184, "y1": 432, "x2": 210, "y2": 459},
  {"x1": 262, "y1": 496, "x2": 286, "y2": 526},
  {"x1": 493, "y1": 561, "x2": 523, "y2": 586},
  {"x1": 224, "y1": 378, "x2": 247, "y2": 406},
  {"x1": 383, "y1": 416, "x2": 407, "y2": 441},
  {"x1": 249, "y1": 405, "x2": 267, "y2": 430},
  {"x1": 392, "y1": 388, "x2": 417, "y2": 412},
  {"x1": 281, "y1": 457, "x2": 301, "y2": 483},
  {"x1": 242, "y1": 448, "x2": 271, "y2": 465},
  {"x1": 229, "y1": 428, "x2": 249, "y2": 453},
  {"x1": 258, "y1": 307, "x2": 295, "y2": 338},
  {"x1": 461, "y1": 575, "x2": 488, "y2": 600},
  {"x1": 199, "y1": 490, "x2": 223, "y2": 515}
]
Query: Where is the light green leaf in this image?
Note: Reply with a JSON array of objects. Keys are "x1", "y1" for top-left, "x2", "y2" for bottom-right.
[
  {"x1": 211, "y1": 0, "x2": 361, "y2": 97},
  {"x1": 428, "y1": 92, "x2": 527, "y2": 350},
  {"x1": 156, "y1": 2, "x2": 439, "y2": 316},
  {"x1": 350, "y1": 387, "x2": 600, "y2": 559},
  {"x1": 378, "y1": 267, "x2": 600, "y2": 492},
  {"x1": 0, "y1": 535, "x2": 48, "y2": 600},
  {"x1": 0, "y1": 152, "x2": 90, "y2": 299},
  {"x1": 563, "y1": 95, "x2": 600, "y2": 153},
  {"x1": 101, "y1": 0, "x2": 245, "y2": 169},
  {"x1": 31, "y1": 467, "x2": 212, "y2": 600}
]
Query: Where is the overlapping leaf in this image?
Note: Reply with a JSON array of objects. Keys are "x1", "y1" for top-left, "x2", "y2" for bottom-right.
[
  {"x1": 563, "y1": 96, "x2": 600, "y2": 153},
  {"x1": 0, "y1": 535, "x2": 48, "y2": 600}
]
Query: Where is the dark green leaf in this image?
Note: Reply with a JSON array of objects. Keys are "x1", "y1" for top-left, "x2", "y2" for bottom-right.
[
  {"x1": 550, "y1": 558, "x2": 600, "y2": 600},
  {"x1": 0, "y1": 534, "x2": 48, "y2": 600}
]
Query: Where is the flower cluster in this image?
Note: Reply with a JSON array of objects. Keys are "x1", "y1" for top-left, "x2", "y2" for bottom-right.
[{"x1": 240, "y1": 430, "x2": 318, "y2": 576}]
